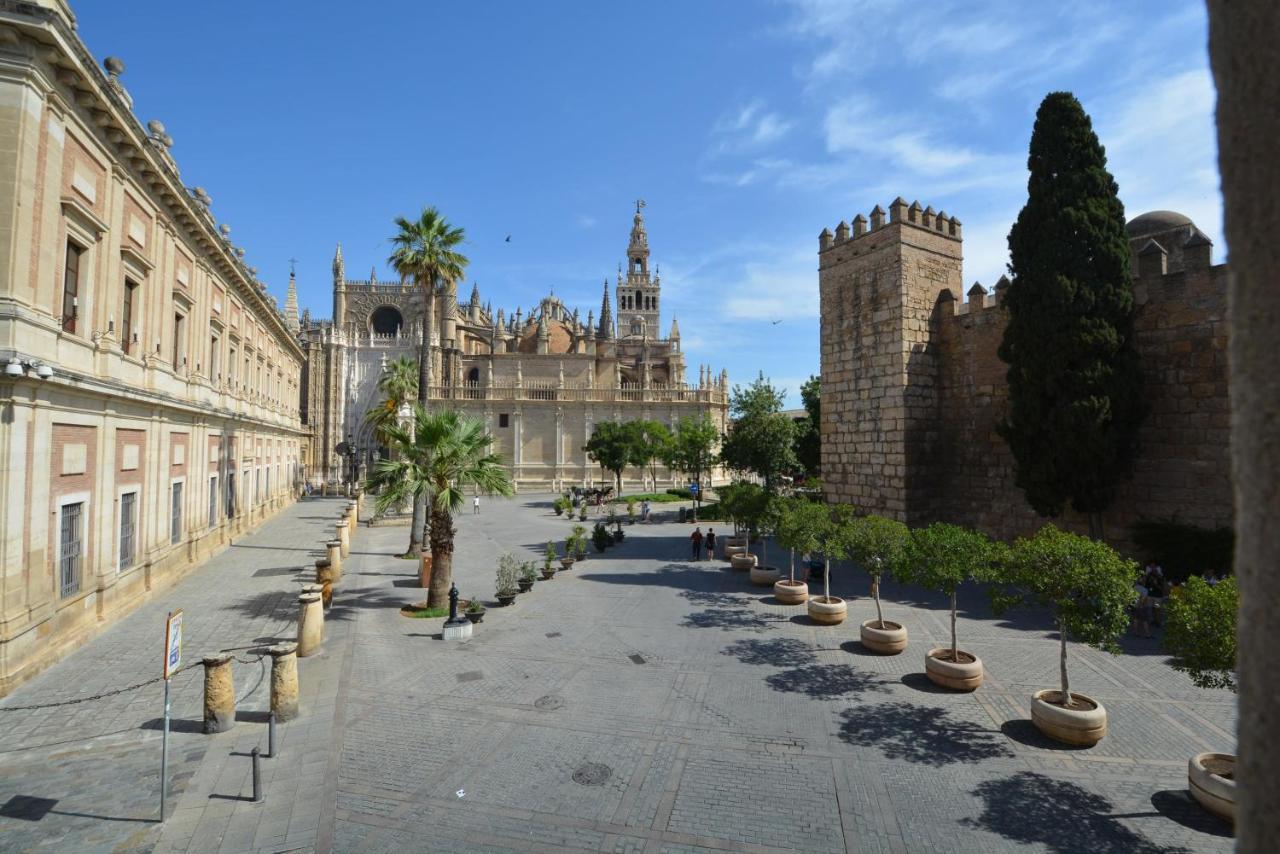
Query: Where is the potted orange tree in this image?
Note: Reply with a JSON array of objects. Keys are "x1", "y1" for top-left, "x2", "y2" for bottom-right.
[
  {"x1": 804, "y1": 503, "x2": 854, "y2": 626},
  {"x1": 850, "y1": 515, "x2": 911, "y2": 654}
]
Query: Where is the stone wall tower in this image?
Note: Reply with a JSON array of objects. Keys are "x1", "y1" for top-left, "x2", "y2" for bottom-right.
[
  {"x1": 818, "y1": 198, "x2": 963, "y2": 522},
  {"x1": 616, "y1": 201, "x2": 660, "y2": 339}
]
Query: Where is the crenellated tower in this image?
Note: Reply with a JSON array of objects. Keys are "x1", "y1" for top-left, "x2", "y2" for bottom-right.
[{"x1": 616, "y1": 200, "x2": 660, "y2": 339}]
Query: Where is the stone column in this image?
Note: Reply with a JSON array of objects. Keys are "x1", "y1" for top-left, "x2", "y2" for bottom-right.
[
  {"x1": 268, "y1": 642, "x2": 299, "y2": 721},
  {"x1": 315, "y1": 558, "x2": 336, "y2": 586},
  {"x1": 348, "y1": 499, "x2": 359, "y2": 525},
  {"x1": 326, "y1": 540, "x2": 343, "y2": 582},
  {"x1": 336, "y1": 520, "x2": 349, "y2": 557},
  {"x1": 201, "y1": 653, "x2": 235, "y2": 734},
  {"x1": 297, "y1": 591, "x2": 323, "y2": 657},
  {"x1": 342, "y1": 508, "x2": 354, "y2": 544},
  {"x1": 1208, "y1": 3, "x2": 1280, "y2": 848}
]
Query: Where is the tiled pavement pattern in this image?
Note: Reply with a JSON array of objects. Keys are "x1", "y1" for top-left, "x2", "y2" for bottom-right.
[{"x1": 1, "y1": 495, "x2": 1236, "y2": 852}]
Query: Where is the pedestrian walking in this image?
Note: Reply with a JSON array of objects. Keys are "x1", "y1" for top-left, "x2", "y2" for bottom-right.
[
  {"x1": 691, "y1": 527, "x2": 704, "y2": 561},
  {"x1": 705, "y1": 528, "x2": 717, "y2": 560},
  {"x1": 473, "y1": 495, "x2": 480, "y2": 515}
]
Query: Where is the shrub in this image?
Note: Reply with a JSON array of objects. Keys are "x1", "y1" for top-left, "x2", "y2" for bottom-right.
[
  {"x1": 495, "y1": 552, "x2": 520, "y2": 595},
  {"x1": 1162, "y1": 576, "x2": 1237, "y2": 691},
  {"x1": 1130, "y1": 519, "x2": 1234, "y2": 584},
  {"x1": 903, "y1": 524, "x2": 1003, "y2": 660},
  {"x1": 849, "y1": 515, "x2": 911, "y2": 629},
  {"x1": 544, "y1": 540, "x2": 557, "y2": 570},
  {"x1": 520, "y1": 562, "x2": 538, "y2": 582},
  {"x1": 666, "y1": 487, "x2": 693, "y2": 499},
  {"x1": 592, "y1": 522, "x2": 610, "y2": 552}
]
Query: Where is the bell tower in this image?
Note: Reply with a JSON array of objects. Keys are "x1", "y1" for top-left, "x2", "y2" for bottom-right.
[{"x1": 616, "y1": 200, "x2": 660, "y2": 339}]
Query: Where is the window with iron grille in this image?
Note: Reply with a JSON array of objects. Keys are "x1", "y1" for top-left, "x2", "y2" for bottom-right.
[
  {"x1": 62, "y1": 241, "x2": 82, "y2": 334},
  {"x1": 171, "y1": 481, "x2": 183, "y2": 545},
  {"x1": 226, "y1": 471, "x2": 237, "y2": 517},
  {"x1": 119, "y1": 491, "x2": 136, "y2": 569},
  {"x1": 208, "y1": 475, "x2": 218, "y2": 527},
  {"x1": 60, "y1": 501, "x2": 83, "y2": 597}
]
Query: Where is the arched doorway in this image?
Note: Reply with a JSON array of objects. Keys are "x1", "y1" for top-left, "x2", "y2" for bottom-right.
[{"x1": 370, "y1": 306, "x2": 403, "y2": 336}]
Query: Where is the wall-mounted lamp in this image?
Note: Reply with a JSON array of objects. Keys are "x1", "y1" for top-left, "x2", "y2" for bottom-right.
[
  {"x1": 4, "y1": 358, "x2": 54, "y2": 379},
  {"x1": 4, "y1": 357, "x2": 22, "y2": 377}
]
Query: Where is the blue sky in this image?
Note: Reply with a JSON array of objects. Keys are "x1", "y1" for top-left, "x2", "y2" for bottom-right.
[{"x1": 75, "y1": 1, "x2": 1219, "y2": 407}]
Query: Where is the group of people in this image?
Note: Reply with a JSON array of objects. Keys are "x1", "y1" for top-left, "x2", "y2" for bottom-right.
[
  {"x1": 689, "y1": 526, "x2": 717, "y2": 560},
  {"x1": 1131, "y1": 562, "x2": 1232, "y2": 639}
]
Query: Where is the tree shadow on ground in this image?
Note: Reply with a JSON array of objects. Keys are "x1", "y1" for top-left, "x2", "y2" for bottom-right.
[
  {"x1": 721, "y1": 637, "x2": 816, "y2": 667},
  {"x1": 836, "y1": 702, "x2": 1013, "y2": 765},
  {"x1": 682, "y1": 608, "x2": 778, "y2": 633},
  {"x1": 1000, "y1": 719, "x2": 1095, "y2": 752},
  {"x1": 765, "y1": 663, "x2": 889, "y2": 700},
  {"x1": 1149, "y1": 790, "x2": 1233, "y2": 838},
  {"x1": 682, "y1": 589, "x2": 747, "y2": 607},
  {"x1": 961, "y1": 772, "x2": 1192, "y2": 853},
  {"x1": 899, "y1": 672, "x2": 956, "y2": 694}
]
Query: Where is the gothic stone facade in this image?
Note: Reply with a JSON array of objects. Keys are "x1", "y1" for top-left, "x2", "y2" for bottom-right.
[
  {"x1": 298, "y1": 206, "x2": 729, "y2": 491},
  {"x1": 0, "y1": 1, "x2": 307, "y2": 694},
  {"x1": 819, "y1": 199, "x2": 1231, "y2": 548}
]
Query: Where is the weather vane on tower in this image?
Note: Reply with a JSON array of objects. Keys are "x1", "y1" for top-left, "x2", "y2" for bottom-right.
[
  {"x1": 288, "y1": 257, "x2": 298, "y2": 276},
  {"x1": 635, "y1": 198, "x2": 646, "y2": 214}
]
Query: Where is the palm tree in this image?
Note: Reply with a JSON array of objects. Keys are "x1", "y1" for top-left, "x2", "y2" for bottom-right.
[
  {"x1": 367, "y1": 405, "x2": 513, "y2": 607},
  {"x1": 387, "y1": 208, "x2": 468, "y2": 554},
  {"x1": 364, "y1": 356, "x2": 418, "y2": 446}
]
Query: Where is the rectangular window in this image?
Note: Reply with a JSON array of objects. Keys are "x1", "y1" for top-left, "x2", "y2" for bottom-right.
[
  {"x1": 62, "y1": 241, "x2": 82, "y2": 334},
  {"x1": 59, "y1": 501, "x2": 83, "y2": 597},
  {"x1": 170, "y1": 481, "x2": 183, "y2": 545},
  {"x1": 172, "y1": 312, "x2": 186, "y2": 368},
  {"x1": 208, "y1": 475, "x2": 218, "y2": 527},
  {"x1": 226, "y1": 471, "x2": 237, "y2": 517},
  {"x1": 499, "y1": 413, "x2": 510, "y2": 428},
  {"x1": 209, "y1": 334, "x2": 221, "y2": 380},
  {"x1": 122, "y1": 279, "x2": 138, "y2": 355},
  {"x1": 119, "y1": 491, "x2": 137, "y2": 569},
  {"x1": 228, "y1": 343, "x2": 238, "y2": 385}
]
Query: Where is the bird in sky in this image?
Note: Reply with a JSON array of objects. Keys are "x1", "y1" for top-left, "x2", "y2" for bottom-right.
[
  {"x1": 505, "y1": 235, "x2": 511, "y2": 242},
  {"x1": 771, "y1": 320, "x2": 783, "y2": 325}
]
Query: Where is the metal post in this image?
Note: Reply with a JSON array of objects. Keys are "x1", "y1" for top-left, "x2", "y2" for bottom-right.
[
  {"x1": 251, "y1": 747, "x2": 263, "y2": 803},
  {"x1": 267, "y1": 712, "x2": 277, "y2": 759},
  {"x1": 448, "y1": 582, "x2": 460, "y2": 622},
  {"x1": 160, "y1": 677, "x2": 171, "y2": 821}
]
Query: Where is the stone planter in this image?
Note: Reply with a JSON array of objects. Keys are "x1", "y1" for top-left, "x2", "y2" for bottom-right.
[
  {"x1": 749, "y1": 565, "x2": 780, "y2": 586},
  {"x1": 1030, "y1": 689, "x2": 1107, "y2": 746},
  {"x1": 1188, "y1": 752, "x2": 1235, "y2": 822},
  {"x1": 860, "y1": 619, "x2": 908, "y2": 655},
  {"x1": 466, "y1": 609, "x2": 485, "y2": 624},
  {"x1": 925, "y1": 647, "x2": 983, "y2": 690},
  {"x1": 541, "y1": 568, "x2": 557, "y2": 580},
  {"x1": 723, "y1": 544, "x2": 746, "y2": 561},
  {"x1": 518, "y1": 579, "x2": 534, "y2": 593},
  {"x1": 774, "y1": 579, "x2": 808, "y2": 604},
  {"x1": 560, "y1": 557, "x2": 576, "y2": 571},
  {"x1": 496, "y1": 592, "x2": 517, "y2": 607},
  {"x1": 725, "y1": 536, "x2": 748, "y2": 550},
  {"x1": 730, "y1": 552, "x2": 757, "y2": 572},
  {"x1": 807, "y1": 596, "x2": 847, "y2": 625}
]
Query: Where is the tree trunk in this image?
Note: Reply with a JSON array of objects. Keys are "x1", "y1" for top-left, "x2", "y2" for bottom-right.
[
  {"x1": 1208, "y1": 4, "x2": 1280, "y2": 847},
  {"x1": 824, "y1": 557, "x2": 831, "y2": 600},
  {"x1": 1058, "y1": 620, "x2": 1071, "y2": 706},
  {"x1": 409, "y1": 278, "x2": 433, "y2": 557},
  {"x1": 950, "y1": 590, "x2": 958, "y2": 661},
  {"x1": 872, "y1": 574, "x2": 884, "y2": 628},
  {"x1": 789, "y1": 548, "x2": 795, "y2": 584},
  {"x1": 426, "y1": 506, "x2": 455, "y2": 608}
]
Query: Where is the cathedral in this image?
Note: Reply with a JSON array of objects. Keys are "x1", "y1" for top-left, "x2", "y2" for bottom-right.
[{"x1": 293, "y1": 205, "x2": 729, "y2": 491}]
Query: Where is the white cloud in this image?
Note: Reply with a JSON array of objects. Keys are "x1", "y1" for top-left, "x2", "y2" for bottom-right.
[
  {"x1": 575, "y1": 214, "x2": 597, "y2": 229},
  {"x1": 711, "y1": 99, "x2": 793, "y2": 155}
]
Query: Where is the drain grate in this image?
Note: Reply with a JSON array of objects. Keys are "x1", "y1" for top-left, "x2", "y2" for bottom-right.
[
  {"x1": 628, "y1": 654, "x2": 646, "y2": 665},
  {"x1": 572, "y1": 763, "x2": 612, "y2": 786},
  {"x1": 456, "y1": 671, "x2": 484, "y2": 683},
  {"x1": 534, "y1": 694, "x2": 565, "y2": 711}
]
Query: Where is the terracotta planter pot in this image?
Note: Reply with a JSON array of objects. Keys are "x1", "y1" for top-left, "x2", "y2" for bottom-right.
[
  {"x1": 924, "y1": 647, "x2": 983, "y2": 690},
  {"x1": 730, "y1": 553, "x2": 757, "y2": 571},
  {"x1": 1030, "y1": 689, "x2": 1107, "y2": 746},
  {"x1": 807, "y1": 596, "x2": 847, "y2": 625},
  {"x1": 774, "y1": 579, "x2": 808, "y2": 604},
  {"x1": 860, "y1": 619, "x2": 908, "y2": 654},
  {"x1": 1189, "y1": 752, "x2": 1236, "y2": 822}
]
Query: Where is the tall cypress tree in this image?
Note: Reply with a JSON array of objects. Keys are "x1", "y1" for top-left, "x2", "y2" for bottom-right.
[{"x1": 997, "y1": 92, "x2": 1145, "y2": 538}]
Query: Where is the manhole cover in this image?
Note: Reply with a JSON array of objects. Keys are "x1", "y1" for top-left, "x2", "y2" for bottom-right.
[
  {"x1": 456, "y1": 671, "x2": 484, "y2": 683},
  {"x1": 572, "y1": 763, "x2": 612, "y2": 786},
  {"x1": 534, "y1": 694, "x2": 565, "y2": 711}
]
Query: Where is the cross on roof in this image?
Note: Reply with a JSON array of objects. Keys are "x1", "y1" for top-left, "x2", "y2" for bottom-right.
[
  {"x1": 288, "y1": 257, "x2": 298, "y2": 275},
  {"x1": 635, "y1": 199, "x2": 646, "y2": 214}
]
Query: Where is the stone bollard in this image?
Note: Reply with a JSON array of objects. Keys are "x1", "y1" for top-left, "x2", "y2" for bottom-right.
[
  {"x1": 297, "y1": 591, "x2": 324, "y2": 657},
  {"x1": 315, "y1": 558, "x2": 336, "y2": 586},
  {"x1": 268, "y1": 642, "x2": 299, "y2": 721},
  {"x1": 325, "y1": 540, "x2": 343, "y2": 582},
  {"x1": 348, "y1": 500, "x2": 359, "y2": 525},
  {"x1": 201, "y1": 653, "x2": 236, "y2": 733},
  {"x1": 336, "y1": 521, "x2": 349, "y2": 558}
]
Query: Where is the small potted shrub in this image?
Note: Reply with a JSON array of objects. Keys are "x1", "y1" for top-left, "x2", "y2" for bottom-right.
[
  {"x1": 592, "y1": 521, "x2": 610, "y2": 553},
  {"x1": 989, "y1": 525, "x2": 1137, "y2": 746},
  {"x1": 626, "y1": 497, "x2": 637, "y2": 524},
  {"x1": 574, "y1": 525, "x2": 589, "y2": 561},
  {"x1": 747, "y1": 495, "x2": 782, "y2": 585},
  {"x1": 805, "y1": 503, "x2": 853, "y2": 625},
  {"x1": 553, "y1": 495, "x2": 569, "y2": 517},
  {"x1": 579, "y1": 505, "x2": 588, "y2": 522},
  {"x1": 560, "y1": 538, "x2": 577, "y2": 570},
  {"x1": 1163, "y1": 575, "x2": 1237, "y2": 822},
  {"x1": 495, "y1": 552, "x2": 520, "y2": 606},
  {"x1": 851, "y1": 515, "x2": 911, "y2": 654},
  {"x1": 612, "y1": 516, "x2": 625, "y2": 543},
  {"x1": 903, "y1": 523, "x2": 1002, "y2": 689},
  {"x1": 541, "y1": 542, "x2": 558, "y2": 580},
  {"x1": 520, "y1": 561, "x2": 538, "y2": 592},
  {"x1": 773, "y1": 498, "x2": 813, "y2": 604},
  {"x1": 465, "y1": 598, "x2": 486, "y2": 624}
]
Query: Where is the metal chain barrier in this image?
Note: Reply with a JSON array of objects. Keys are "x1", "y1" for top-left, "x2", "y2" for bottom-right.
[{"x1": 0, "y1": 661, "x2": 200, "y2": 712}]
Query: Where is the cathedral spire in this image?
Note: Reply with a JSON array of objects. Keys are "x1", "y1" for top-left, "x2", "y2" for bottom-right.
[
  {"x1": 598, "y1": 279, "x2": 614, "y2": 340},
  {"x1": 284, "y1": 269, "x2": 300, "y2": 334},
  {"x1": 332, "y1": 243, "x2": 344, "y2": 282}
]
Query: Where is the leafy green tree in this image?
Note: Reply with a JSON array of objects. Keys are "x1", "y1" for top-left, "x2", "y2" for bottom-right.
[
  {"x1": 989, "y1": 524, "x2": 1137, "y2": 706},
  {"x1": 585, "y1": 421, "x2": 641, "y2": 492},
  {"x1": 387, "y1": 207, "x2": 468, "y2": 556},
  {"x1": 794, "y1": 375, "x2": 821, "y2": 476},
  {"x1": 629, "y1": 419, "x2": 674, "y2": 491},
  {"x1": 1163, "y1": 576, "x2": 1237, "y2": 692},
  {"x1": 720, "y1": 372, "x2": 798, "y2": 492},
  {"x1": 849, "y1": 515, "x2": 911, "y2": 629},
  {"x1": 998, "y1": 92, "x2": 1145, "y2": 539},
  {"x1": 364, "y1": 355, "x2": 418, "y2": 446},
  {"x1": 774, "y1": 498, "x2": 813, "y2": 585},
  {"x1": 903, "y1": 524, "x2": 1004, "y2": 662},
  {"x1": 368, "y1": 406, "x2": 514, "y2": 607},
  {"x1": 665, "y1": 415, "x2": 719, "y2": 520}
]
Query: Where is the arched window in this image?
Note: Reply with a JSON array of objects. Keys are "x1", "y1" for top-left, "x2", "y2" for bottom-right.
[{"x1": 370, "y1": 306, "x2": 403, "y2": 335}]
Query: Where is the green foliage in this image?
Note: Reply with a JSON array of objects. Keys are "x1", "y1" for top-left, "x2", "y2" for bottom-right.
[
  {"x1": 794, "y1": 375, "x2": 821, "y2": 476},
  {"x1": 998, "y1": 92, "x2": 1145, "y2": 521},
  {"x1": 544, "y1": 540, "x2": 557, "y2": 569},
  {"x1": 666, "y1": 487, "x2": 693, "y2": 499},
  {"x1": 592, "y1": 521, "x2": 610, "y2": 552},
  {"x1": 585, "y1": 421, "x2": 642, "y2": 489},
  {"x1": 630, "y1": 420, "x2": 674, "y2": 486},
  {"x1": 903, "y1": 523, "x2": 1002, "y2": 595},
  {"x1": 989, "y1": 524, "x2": 1137, "y2": 653},
  {"x1": 403, "y1": 605, "x2": 450, "y2": 618},
  {"x1": 720, "y1": 372, "x2": 798, "y2": 492},
  {"x1": 520, "y1": 562, "x2": 538, "y2": 582},
  {"x1": 495, "y1": 553, "x2": 520, "y2": 595},
  {"x1": 572, "y1": 525, "x2": 588, "y2": 558},
  {"x1": 1130, "y1": 519, "x2": 1234, "y2": 583},
  {"x1": 553, "y1": 495, "x2": 571, "y2": 516},
  {"x1": 1162, "y1": 576, "x2": 1237, "y2": 691},
  {"x1": 664, "y1": 416, "x2": 719, "y2": 499},
  {"x1": 466, "y1": 598, "x2": 484, "y2": 613},
  {"x1": 774, "y1": 498, "x2": 830, "y2": 557},
  {"x1": 364, "y1": 355, "x2": 419, "y2": 444},
  {"x1": 848, "y1": 515, "x2": 910, "y2": 581},
  {"x1": 717, "y1": 481, "x2": 767, "y2": 533},
  {"x1": 618, "y1": 492, "x2": 684, "y2": 503}
]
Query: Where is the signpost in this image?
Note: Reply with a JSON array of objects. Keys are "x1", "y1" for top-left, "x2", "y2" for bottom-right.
[{"x1": 160, "y1": 609, "x2": 182, "y2": 821}]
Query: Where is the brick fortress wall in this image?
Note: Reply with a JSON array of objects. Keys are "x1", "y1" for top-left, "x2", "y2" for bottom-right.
[{"x1": 821, "y1": 201, "x2": 1232, "y2": 550}]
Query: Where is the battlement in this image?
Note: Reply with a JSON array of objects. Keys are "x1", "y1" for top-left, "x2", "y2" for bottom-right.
[
  {"x1": 937, "y1": 275, "x2": 1010, "y2": 318},
  {"x1": 820, "y1": 197, "x2": 963, "y2": 252}
]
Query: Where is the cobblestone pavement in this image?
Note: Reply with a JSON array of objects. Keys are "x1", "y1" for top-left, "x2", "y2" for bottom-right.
[{"x1": 1, "y1": 495, "x2": 1237, "y2": 852}]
